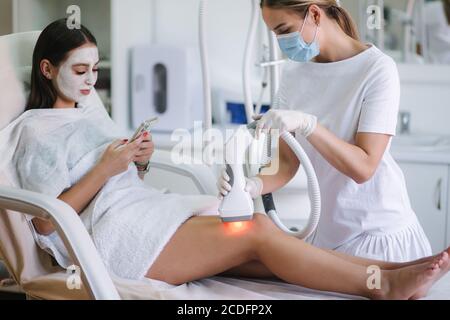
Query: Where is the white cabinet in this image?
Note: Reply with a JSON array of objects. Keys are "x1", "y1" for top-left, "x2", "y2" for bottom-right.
[{"x1": 398, "y1": 162, "x2": 449, "y2": 254}]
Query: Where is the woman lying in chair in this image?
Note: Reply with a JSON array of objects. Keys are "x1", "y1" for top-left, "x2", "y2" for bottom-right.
[{"x1": 13, "y1": 19, "x2": 449, "y2": 300}]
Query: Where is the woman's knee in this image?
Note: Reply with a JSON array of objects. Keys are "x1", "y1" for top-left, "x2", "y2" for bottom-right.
[
  {"x1": 147, "y1": 214, "x2": 277, "y2": 285},
  {"x1": 252, "y1": 213, "x2": 275, "y2": 230},
  {"x1": 247, "y1": 213, "x2": 280, "y2": 245}
]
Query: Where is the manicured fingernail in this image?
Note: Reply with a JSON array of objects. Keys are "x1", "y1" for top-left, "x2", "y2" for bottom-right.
[
  {"x1": 123, "y1": 139, "x2": 129, "y2": 142},
  {"x1": 143, "y1": 132, "x2": 149, "y2": 137}
]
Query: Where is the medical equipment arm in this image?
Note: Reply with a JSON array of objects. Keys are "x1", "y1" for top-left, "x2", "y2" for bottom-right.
[
  {"x1": 219, "y1": 128, "x2": 255, "y2": 222},
  {"x1": 218, "y1": 170, "x2": 263, "y2": 199},
  {"x1": 218, "y1": 139, "x2": 298, "y2": 197},
  {"x1": 199, "y1": 0, "x2": 213, "y2": 141},
  {"x1": 0, "y1": 186, "x2": 120, "y2": 300},
  {"x1": 219, "y1": 122, "x2": 321, "y2": 240},
  {"x1": 265, "y1": 132, "x2": 321, "y2": 239},
  {"x1": 243, "y1": 0, "x2": 260, "y2": 124}
]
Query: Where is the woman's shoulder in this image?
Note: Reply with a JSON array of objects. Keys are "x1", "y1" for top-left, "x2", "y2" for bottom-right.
[
  {"x1": 16, "y1": 119, "x2": 47, "y2": 148},
  {"x1": 356, "y1": 47, "x2": 401, "y2": 101},
  {"x1": 16, "y1": 110, "x2": 62, "y2": 142},
  {"x1": 16, "y1": 112, "x2": 39, "y2": 132},
  {"x1": 365, "y1": 46, "x2": 398, "y2": 73}
]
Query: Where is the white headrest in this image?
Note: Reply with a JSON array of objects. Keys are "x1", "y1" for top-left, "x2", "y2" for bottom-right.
[
  {"x1": 0, "y1": 31, "x2": 41, "y2": 131},
  {"x1": 0, "y1": 42, "x2": 26, "y2": 131}
]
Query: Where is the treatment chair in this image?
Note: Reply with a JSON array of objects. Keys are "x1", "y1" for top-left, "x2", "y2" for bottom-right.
[{"x1": 0, "y1": 31, "x2": 218, "y2": 300}]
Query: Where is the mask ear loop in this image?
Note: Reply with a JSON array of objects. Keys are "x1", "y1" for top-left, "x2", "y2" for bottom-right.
[
  {"x1": 300, "y1": 9, "x2": 320, "y2": 46},
  {"x1": 299, "y1": 10, "x2": 309, "y2": 34}
]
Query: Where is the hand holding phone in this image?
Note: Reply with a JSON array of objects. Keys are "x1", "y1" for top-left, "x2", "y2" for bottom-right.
[{"x1": 130, "y1": 117, "x2": 159, "y2": 143}]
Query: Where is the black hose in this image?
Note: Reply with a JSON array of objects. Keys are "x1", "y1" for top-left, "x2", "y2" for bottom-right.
[{"x1": 261, "y1": 193, "x2": 276, "y2": 213}]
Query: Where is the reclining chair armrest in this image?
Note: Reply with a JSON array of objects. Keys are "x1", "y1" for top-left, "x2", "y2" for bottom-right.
[
  {"x1": 150, "y1": 150, "x2": 218, "y2": 196},
  {"x1": 0, "y1": 186, "x2": 120, "y2": 300}
]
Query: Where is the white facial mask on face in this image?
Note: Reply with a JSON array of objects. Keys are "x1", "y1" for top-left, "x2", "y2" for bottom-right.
[{"x1": 56, "y1": 47, "x2": 99, "y2": 103}]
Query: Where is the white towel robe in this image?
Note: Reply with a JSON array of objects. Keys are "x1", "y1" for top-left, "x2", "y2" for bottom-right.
[{"x1": 2, "y1": 104, "x2": 220, "y2": 280}]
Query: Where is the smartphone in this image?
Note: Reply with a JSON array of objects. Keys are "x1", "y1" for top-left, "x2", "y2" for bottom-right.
[{"x1": 130, "y1": 117, "x2": 159, "y2": 142}]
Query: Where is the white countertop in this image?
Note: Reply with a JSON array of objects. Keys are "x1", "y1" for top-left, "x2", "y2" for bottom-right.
[
  {"x1": 391, "y1": 147, "x2": 450, "y2": 165},
  {"x1": 391, "y1": 134, "x2": 450, "y2": 165}
]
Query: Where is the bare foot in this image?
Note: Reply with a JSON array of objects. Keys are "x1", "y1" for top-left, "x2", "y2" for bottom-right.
[
  {"x1": 396, "y1": 249, "x2": 447, "y2": 269},
  {"x1": 373, "y1": 252, "x2": 449, "y2": 300},
  {"x1": 410, "y1": 249, "x2": 450, "y2": 300}
]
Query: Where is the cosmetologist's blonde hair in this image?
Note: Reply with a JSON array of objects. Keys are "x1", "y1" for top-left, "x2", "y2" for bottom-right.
[{"x1": 260, "y1": 0, "x2": 360, "y2": 41}]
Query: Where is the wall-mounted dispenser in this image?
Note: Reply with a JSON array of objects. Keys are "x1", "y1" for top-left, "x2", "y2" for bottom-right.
[{"x1": 131, "y1": 46, "x2": 204, "y2": 132}]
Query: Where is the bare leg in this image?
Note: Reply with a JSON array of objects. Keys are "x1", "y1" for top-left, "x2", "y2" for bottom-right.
[
  {"x1": 224, "y1": 250, "x2": 450, "y2": 300},
  {"x1": 146, "y1": 215, "x2": 261, "y2": 285},
  {"x1": 323, "y1": 249, "x2": 445, "y2": 270},
  {"x1": 257, "y1": 229, "x2": 449, "y2": 299},
  {"x1": 224, "y1": 249, "x2": 446, "y2": 279},
  {"x1": 147, "y1": 214, "x2": 449, "y2": 299},
  {"x1": 148, "y1": 214, "x2": 371, "y2": 297},
  {"x1": 223, "y1": 242, "x2": 450, "y2": 279}
]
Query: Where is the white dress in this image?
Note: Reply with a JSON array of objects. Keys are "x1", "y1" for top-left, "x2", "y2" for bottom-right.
[{"x1": 277, "y1": 45, "x2": 432, "y2": 262}]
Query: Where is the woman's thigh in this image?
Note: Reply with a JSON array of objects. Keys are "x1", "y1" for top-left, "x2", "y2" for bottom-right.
[{"x1": 146, "y1": 214, "x2": 271, "y2": 285}]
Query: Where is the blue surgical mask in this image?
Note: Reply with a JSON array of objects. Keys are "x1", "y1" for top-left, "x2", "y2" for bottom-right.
[{"x1": 277, "y1": 11, "x2": 320, "y2": 62}]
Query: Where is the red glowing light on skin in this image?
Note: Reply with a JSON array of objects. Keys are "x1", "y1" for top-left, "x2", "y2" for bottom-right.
[{"x1": 224, "y1": 221, "x2": 252, "y2": 234}]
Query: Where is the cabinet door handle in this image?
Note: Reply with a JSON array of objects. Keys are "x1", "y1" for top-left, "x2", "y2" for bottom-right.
[{"x1": 434, "y1": 178, "x2": 443, "y2": 211}]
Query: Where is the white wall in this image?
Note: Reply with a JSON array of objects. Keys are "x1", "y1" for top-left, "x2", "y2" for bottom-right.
[
  {"x1": 152, "y1": 0, "x2": 266, "y2": 102},
  {"x1": 111, "y1": 0, "x2": 153, "y2": 130},
  {"x1": 61, "y1": 0, "x2": 111, "y2": 60},
  {"x1": 13, "y1": 0, "x2": 59, "y2": 32},
  {"x1": 13, "y1": 0, "x2": 111, "y2": 60},
  {"x1": 398, "y1": 64, "x2": 450, "y2": 135}
]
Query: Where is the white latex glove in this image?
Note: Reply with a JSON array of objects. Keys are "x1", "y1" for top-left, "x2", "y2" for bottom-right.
[
  {"x1": 217, "y1": 168, "x2": 264, "y2": 200},
  {"x1": 254, "y1": 110, "x2": 317, "y2": 139}
]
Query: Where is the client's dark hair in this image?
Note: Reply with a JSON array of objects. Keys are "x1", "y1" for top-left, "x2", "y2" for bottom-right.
[
  {"x1": 444, "y1": 0, "x2": 450, "y2": 25},
  {"x1": 26, "y1": 19, "x2": 97, "y2": 110}
]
